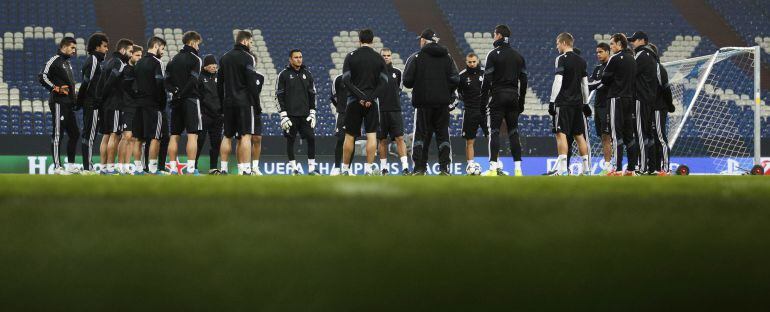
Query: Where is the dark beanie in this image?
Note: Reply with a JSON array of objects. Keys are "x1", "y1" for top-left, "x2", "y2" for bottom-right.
[{"x1": 203, "y1": 54, "x2": 217, "y2": 67}]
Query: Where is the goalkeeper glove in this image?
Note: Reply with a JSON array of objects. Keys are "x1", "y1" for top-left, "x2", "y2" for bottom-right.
[
  {"x1": 307, "y1": 109, "x2": 316, "y2": 129},
  {"x1": 279, "y1": 111, "x2": 292, "y2": 132},
  {"x1": 582, "y1": 104, "x2": 592, "y2": 118},
  {"x1": 548, "y1": 102, "x2": 556, "y2": 116}
]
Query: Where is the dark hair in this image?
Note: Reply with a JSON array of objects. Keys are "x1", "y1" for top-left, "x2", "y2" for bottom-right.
[
  {"x1": 235, "y1": 30, "x2": 252, "y2": 43},
  {"x1": 289, "y1": 49, "x2": 302, "y2": 57},
  {"x1": 596, "y1": 42, "x2": 610, "y2": 52},
  {"x1": 358, "y1": 28, "x2": 374, "y2": 44},
  {"x1": 131, "y1": 45, "x2": 143, "y2": 54},
  {"x1": 86, "y1": 32, "x2": 109, "y2": 54},
  {"x1": 466, "y1": 53, "x2": 478, "y2": 59},
  {"x1": 649, "y1": 43, "x2": 659, "y2": 55},
  {"x1": 494, "y1": 25, "x2": 511, "y2": 38},
  {"x1": 611, "y1": 33, "x2": 628, "y2": 49},
  {"x1": 58, "y1": 37, "x2": 76, "y2": 49},
  {"x1": 147, "y1": 36, "x2": 167, "y2": 49},
  {"x1": 182, "y1": 31, "x2": 202, "y2": 45},
  {"x1": 115, "y1": 38, "x2": 134, "y2": 52}
]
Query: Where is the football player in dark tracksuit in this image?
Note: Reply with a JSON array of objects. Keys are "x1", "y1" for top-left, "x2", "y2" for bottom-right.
[
  {"x1": 601, "y1": 33, "x2": 637, "y2": 175},
  {"x1": 276, "y1": 49, "x2": 318, "y2": 176},
  {"x1": 96, "y1": 38, "x2": 133, "y2": 175},
  {"x1": 404, "y1": 28, "x2": 460, "y2": 176},
  {"x1": 588, "y1": 42, "x2": 612, "y2": 175},
  {"x1": 629, "y1": 31, "x2": 659, "y2": 174},
  {"x1": 166, "y1": 31, "x2": 204, "y2": 175},
  {"x1": 481, "y1": 25, "x2": 527, "y2": 176},
  {"x1": 78, "y1": 32, "x2": 109, "y2": 173},
  {"x1": 458, "y1": 53, "x2": 488, "y2": 175},
  {"x1": 377, "y1": 48, "x2": 410, "y2": 176},
  {"x1": 647, "y1": 43, "x2": 675, "y2": 175},
  {"x1": 120, "y1": 45, "x2": 145, "y2": 175},
  {"x1": 339, "y1": 29, "x2": 389, "y2": 176},
  {"x1": 217, "y1": 31, "x2": 265, "y2": 175},
  {"x1": 195, "y1": 55, "x2": 224, "y2": 174},
  {"x1": 330, "y1": 74, "x2": 355, "y2": 175},
  {"x1": 39, "y1": 37, "x2": 80, "y2": 175},
  {"x1": 134, "y1": 36, "x2": 168, "y2": 175}
]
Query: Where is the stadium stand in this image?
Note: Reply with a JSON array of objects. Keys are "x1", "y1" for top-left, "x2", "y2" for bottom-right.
[
  {"x1": 436, "y1": 0, "x2": 768, "y2": 138},
  {"x1": 0, "y1": 0, "x2": 767, "y2": 138},
  {"x1": 142, "y1": 0, "x2": 422, "y2": 136},
  {"x1": 0, "y1": 1, "x2": 98, "y2": 135}
]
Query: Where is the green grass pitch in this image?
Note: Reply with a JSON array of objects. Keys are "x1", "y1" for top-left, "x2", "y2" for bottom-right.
[{"x1": 1, "y1": 175, "x2": 769, "y2": 310}]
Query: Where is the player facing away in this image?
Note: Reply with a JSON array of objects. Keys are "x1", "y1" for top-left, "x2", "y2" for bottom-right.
[
  {"x1": 647, "y1": 43, "x2": 675, "y2": 175},
  {"x1": 166, "y1": 31, "x2": 204, "y2": 175},
  {"x1": 340, "y1": 28, "x2": 389, "y2": 176},
  {"x1": 134, "y1": 36, "x2": 168, "y2": 175},
  {"x1": 458, "y1": 53, "x2": 489, "y2": 175},
  {"x1": 481, "y1": 25, "x2": 528, "y2": 176},
  {"x1": 601, "y1": 33, "x2": 638, "y2": 175},
  {"x1": 629, "y1": 31, "x2": 659, "y2": 175},
  {"x1": 78, "y1": 32, "x2": 109, "y2": 174},
  {"x1": 403, "y1": 29, "x2": 460, "y2": 176},
  {"x1": 217, "y1": 30, "x2": 264, "y2": 175},
  {"x1": 39, "y1": 37, "x2": 80, "y2": 175},
  {"x1": 547, "y1": 33, "x2": 591, "y2": 176},
  {"x1": 117, "y1": 45, "x2": 144, "y2": 175},
  {"x1": 329, "y1": 73, "x2": 354, "y2": 175},
  {"x1": 195, "y1": 55, "x2": 225, "y2": 175},
  {"x1": 588, "y1": 42, "x2": 613, "y2": 175},
  {"x1": 276, "y1": 49, "x2": 318, "y2": 175},
  {"x1": 96, "y1": 38, "x2": 133, "y2": 175},
  {"x1": 377, "y1": 48, "x2": 410, "y2": 175}
]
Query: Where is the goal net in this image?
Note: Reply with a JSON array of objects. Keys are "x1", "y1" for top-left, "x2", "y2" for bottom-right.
[{"x1": 570, "y1": 46, "x2": 762, "y2": 174}]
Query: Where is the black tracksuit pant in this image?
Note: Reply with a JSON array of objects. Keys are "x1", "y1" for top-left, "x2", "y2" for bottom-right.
[
  {"x1": 195, "y1": 114, "x2": 224, "y2": 170},
  {"x1": 412, "y1": 106, "x2": 451, "y2": 172},
  {"x1": 608, "y1": 97, "x2": 641, "y2": 172},
  {"x1": 80, "y1": 107, "x2": 99, "y2": 170},
  {"x1": 49, "y1": 100, "x2": 80, "y2": 168}
]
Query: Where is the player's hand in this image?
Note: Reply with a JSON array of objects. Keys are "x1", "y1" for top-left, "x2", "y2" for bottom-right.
[
  {"x1": 359, "y1": 100, "x2": 367, "y2": 107},
  {"x1": 548, "y1": 102, "x2": 556, "y2": 116},
  {"x1": 364, "y1": 101, "x2": 372, "y2": 108},
  {"x1": 582, "y1": 104, "x2": 592, "y2": 118},
  {"x1": 279, "y1": 111, "x2": 292, "y2": 132},
  {"x1": 448, "y1": 100, "x2": 458, "y2": 112},
  {"x1": 53, "y1": 85, "x2": 70, "y2": 95},
  {"x1": 307, "y1": 109, "x2": 316, "y2": 128}
]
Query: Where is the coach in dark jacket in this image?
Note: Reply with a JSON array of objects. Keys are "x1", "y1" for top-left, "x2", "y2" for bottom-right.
[
  {"x1": 195, "y1": 54, "x2": 224, "y2": 173},
  {"x1": 403, "y1": 29, "x2": 460, "y2": 175}
]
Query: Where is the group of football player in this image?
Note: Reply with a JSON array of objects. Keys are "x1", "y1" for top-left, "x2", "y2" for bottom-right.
[{"x1": 38, "y1": 24, "x2": 672, "y2": 176}]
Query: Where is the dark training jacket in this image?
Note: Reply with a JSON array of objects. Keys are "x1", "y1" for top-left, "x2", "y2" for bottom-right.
[
  {"x1": 77, "y1": 51, "x2": 105, "y2": 108},
  {"x1": 217, "y1": 44, "x2": 263, "y2": 112},
  {"x1": 276, "y1": 64, "x2": 316, "y2": 117},
  {"x1": 480, "y1": 38, "x2": 527, "y2": 109},
  {"x1": 133, "y1": 52, "x2": 167, "y2": 110},
  {"x1": 403, "y1": 42, "x2": 460, "y2": 108},
  {"x1": 39, "y1": 50, "x2": 76, "y2": 104}
]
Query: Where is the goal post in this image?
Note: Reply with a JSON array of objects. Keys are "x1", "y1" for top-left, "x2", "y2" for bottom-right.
[{"x1": 666, "y1": 46, "x2": 761, "y2": 174}]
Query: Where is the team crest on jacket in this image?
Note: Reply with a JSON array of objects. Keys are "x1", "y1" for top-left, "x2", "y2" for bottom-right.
[
  {"x1": 392, "y1": 73, "x2": 397, "y2": 78},
  {"x1": 302, "y1": 74, "x2": 306, "y2": 79}
]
